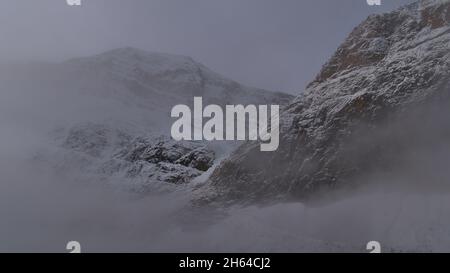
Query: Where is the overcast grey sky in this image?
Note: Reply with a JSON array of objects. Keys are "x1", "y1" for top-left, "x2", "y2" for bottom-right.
[{"x1": 0, "y1": 0, "x2": 415, "y2": 94}]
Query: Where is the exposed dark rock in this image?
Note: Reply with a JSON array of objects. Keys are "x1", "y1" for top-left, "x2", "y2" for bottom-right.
[{"x1": 59, "y1": 124, "x2": 215, "y2": 189}]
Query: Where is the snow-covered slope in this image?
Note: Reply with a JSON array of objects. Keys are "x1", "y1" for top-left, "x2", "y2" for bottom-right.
[
  {"x1": 1, "y1": 47, "x2": 292, "y2": 132},
  {"x1": 1, "y1": 47, "x2": 293, "y2": 191},
  {"x1": 199, "y1": 0, "x2": 450, "y2": 204},
  {"x1": 65, "y1": 47, "x2": 292, "y2": 119}
]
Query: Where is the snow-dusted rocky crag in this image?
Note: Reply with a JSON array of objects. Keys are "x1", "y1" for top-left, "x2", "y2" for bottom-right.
[
  {"x1": 48, "y1": 123, "x2": 215, "y2": 193},
  {"x1": 200, "y1": 0, "x2": 450, "y2": 204},
  {"x1": 14, "y1": 48, "x2": 293, "y2": 191}
]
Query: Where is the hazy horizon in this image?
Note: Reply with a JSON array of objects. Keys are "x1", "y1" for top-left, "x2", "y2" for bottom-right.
[{"x1": 0, "y1": 0, "x2": 415, "y2": 94}]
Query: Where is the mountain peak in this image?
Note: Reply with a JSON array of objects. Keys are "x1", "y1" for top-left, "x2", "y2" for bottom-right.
[
  {"x1": 66, "y1": 47, "x2": 203, "y2": 76},
  {"x1": 309, "y1": 0, "x2": 450, "y2": 87},
  {"x1": 94, "y1": 47, "x2": 195, "y2": 64},
  {"x1": 61, "y1": 47, "x2": 293, "y2": 110}
]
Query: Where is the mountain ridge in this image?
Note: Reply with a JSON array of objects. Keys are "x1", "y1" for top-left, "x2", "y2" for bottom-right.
[{"x1": 198, "y1": 0, "x2": 450, "y2": 205}]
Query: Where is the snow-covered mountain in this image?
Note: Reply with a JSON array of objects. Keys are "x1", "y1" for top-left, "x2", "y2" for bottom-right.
[
  {"x1": 1, "y1": 47, "x2": 292, "y2": 192},
  {"x1": 1, "y1": 47, "x2": 292, "y2": 132},
  {"x1": 199, "y1": 0, "x2": 450, "y2": 204},
  {"x1": 64, "y1": 47, "x2": 293, "y2": 120}
]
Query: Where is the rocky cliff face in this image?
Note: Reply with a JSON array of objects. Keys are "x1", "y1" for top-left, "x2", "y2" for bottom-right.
[{"x1": 199, "y1": 0, "x2": 450, "y2": 204}]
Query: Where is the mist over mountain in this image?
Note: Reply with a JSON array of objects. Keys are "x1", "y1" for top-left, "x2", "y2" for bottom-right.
[
  {"x1": 0, "y1": 46, "x2": 297, "y2": 252},
  {"x1": 1, "y1": 47, "x2": 292, "y2": 132},
  {"x1": 2, "y1": 0, "x2": 450, "y2": 253},
  {"x1": 0, "y1": 47, "x2": 292, "y2": 193}
]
